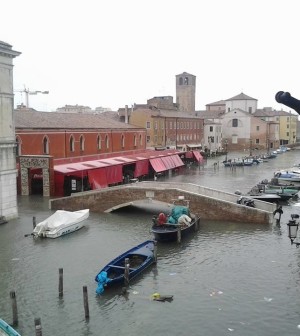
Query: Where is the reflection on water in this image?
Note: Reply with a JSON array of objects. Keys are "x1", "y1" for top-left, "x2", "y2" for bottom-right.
[{"x1": 1, "y1": 150, "x2": 300, "y2": 335}]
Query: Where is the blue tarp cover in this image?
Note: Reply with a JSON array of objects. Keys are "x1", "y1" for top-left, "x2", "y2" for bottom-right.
[{"x1": 167, "y1": 206, "x2": 190, "y2": 224}]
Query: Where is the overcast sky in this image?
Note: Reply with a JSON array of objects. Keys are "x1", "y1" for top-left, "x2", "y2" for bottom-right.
[{"x1": 1, "y1": 0, "x2": 299, "y2": 113}]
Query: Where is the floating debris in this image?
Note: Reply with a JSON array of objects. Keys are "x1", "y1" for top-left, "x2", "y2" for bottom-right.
[
  {"x1": 151, "y1": 293, "x2": 173, "y2": 302},
  {"x1": 264, "y1": 297, "x2": 273, "y2": 302}
]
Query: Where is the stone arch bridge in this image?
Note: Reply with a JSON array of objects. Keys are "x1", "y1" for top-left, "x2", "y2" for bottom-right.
[{"x1": 49, "y1": 182, "x2": 275, "y2": 224}]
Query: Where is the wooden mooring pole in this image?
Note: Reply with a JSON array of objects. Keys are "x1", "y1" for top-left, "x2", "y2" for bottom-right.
[
  {"x1": 83, "y1": 286, "x2": 89, "y2": 319},
  {"x1": 154, "y1": 240, "x2": 157, "y2": 263},
  {"x1": 58, "y1": 268, "x2": 63, "y2": 297},
  {"x1": 33, "y1": 216, "x2": 36, "y2": 229},
  {"x1": 10, "y1": 290, "x2": 18, "y2": 326},
  {"x1": 124, "y1": 258, "x2": 130, "y2": 286},
  {"x1": 177, "y1": 226, "x2": 181, "y2": 243},
  {"x1": 34, "y1": 317, "x2": 42, "y2": 336}
]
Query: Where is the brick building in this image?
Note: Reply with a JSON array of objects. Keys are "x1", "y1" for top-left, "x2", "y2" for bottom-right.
[{"x1": 15, "y1": 107, "x2": 147, "y2": 197}]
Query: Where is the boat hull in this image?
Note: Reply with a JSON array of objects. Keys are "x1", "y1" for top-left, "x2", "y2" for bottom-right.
[
  {"x1": 0, "y1": 319, "x2": 21, "y2": 336},
  {"x1": 250, "y1": 194, "x2": 291, "y2": 203},
  {"x1": 32, "y1": 209, "x2": 89, "y2": 238},
  {"x1": 151, "y1": 217, "x2": 200, "y2": 242},
  {"x1": 43, "y1": 220, "x2": 85, "y2": 238},
  {"x1": 95, "y1": 240, "x2": 155, "y2": 289}
]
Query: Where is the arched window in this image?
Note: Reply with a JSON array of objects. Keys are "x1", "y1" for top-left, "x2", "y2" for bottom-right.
[
  {"x1": 184, "y1": 77, "x2": 189, "y2": 85},
  {"x1": 43, "y1": 136, "x2": 49, "y2": 154},
  {"x1": 121, "y1": 135, "x2": 125, "y2": 148},
  {"x1": 179, "y1": 77, "x2": 183, "y2": 85},
  {"x1": 70, "y1": 135, "x2": 75, "y2": 152},
  {"x1": 15, "y1": 136, "x2": 21, "y2": 156},
  {"x1": 105, "y1": 135, "x2": 109, "y2": 149},
  {"x1": 134, "y1": 135, "x2": 137, "y2": 147},
  {"x1": 139, "y1": 134, "x2": 142, "y2": 146},
  {"x1": 97, "y1": 135, "x2": 101, "y2": 150},
  {"x1": 80, "y1": 135, "x2": 85, "y2": 151}
]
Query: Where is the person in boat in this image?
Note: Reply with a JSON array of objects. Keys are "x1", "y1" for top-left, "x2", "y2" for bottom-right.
[{"x1": 157, "y1": 213, "x2": 167, "y2": 225}]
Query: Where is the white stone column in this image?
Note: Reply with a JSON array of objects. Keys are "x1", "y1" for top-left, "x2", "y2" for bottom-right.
[{"x1": 0, "y1": 41, "x2": 21, "y2": 220}]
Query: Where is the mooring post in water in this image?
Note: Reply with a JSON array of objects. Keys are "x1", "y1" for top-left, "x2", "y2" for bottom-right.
[
  {"x1": 177, "y1": 226, "x2": 181, "y2": 243},
  {"x1": 33, "y1": 216, "x2": 36, "y2": 229},
  {"x1": 83, "y1": 286, "x2": 89, "y2": 319},
  {"x1": 34, "y1": 317, "x2": 42, "y2": 336},
  {"x1": 58, "y1": 268, "x2": 63, "y2": 297},
  {"x1": 194, "y1": 217, "x2": 199, "y2": 232},
  {"x1": 10, "y1": 290, "x2": 18, "y2": 326},
  {"x1": 124, "y1": 258, "x2": 130, "y2": 286},
  {"x1": 154, "y1": 240, "x2": 157, "y2": 263}
]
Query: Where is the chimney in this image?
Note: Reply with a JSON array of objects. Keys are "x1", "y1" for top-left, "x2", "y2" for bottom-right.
[{"x1": 125, "y1": 105, "x2": 128, "y2": 124}]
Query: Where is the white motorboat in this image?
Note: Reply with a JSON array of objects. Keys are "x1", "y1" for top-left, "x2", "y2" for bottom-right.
[
  {"x1": 274, "y1": 171, "x2": 300, "y2": 183},
  {"x1": 32, "y1": 209, "x2": 89, "y2": 238}
]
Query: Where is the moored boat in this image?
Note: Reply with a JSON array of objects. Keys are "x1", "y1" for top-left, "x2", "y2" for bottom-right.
[
  {"x1": 256, "y1": 184, "x2": 299, "y2": 197},
  {"x1": 0, "y1": 319, "x2": 21, "y2": 336},
  {"x1": 223, "y1": 157, "x2": 257, "y2": 167},
  {"x1": 150, "y1": 197, "x2": 200, "y2": 242},
  {"x1": 250, "y1": 193, "x2": 292, "y2": 203},
  {"x1": 32, "y1": 209, "x2": 89, "y2": 238},
  {"x1": 95, "y1": 240, "x2": 156, "y2": 294},
  {"x1": 274, "y1": 171, "x2": 300, "y2": 183}
]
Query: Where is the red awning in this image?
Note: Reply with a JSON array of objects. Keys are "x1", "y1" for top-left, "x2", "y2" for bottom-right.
[
  {"x1": 54, "y1": 161, "x2": 108, "y2": 173},
  {"x1": 105, "y1": 165, "x2": 123, "y2": 185},
  {"x1": 185, "y1": 151, "x2": 193, "y2": 159},
  {"x1": 170, "y1": 155, "x2": 185, "y2": 167},
  {"x1": 88, "y1": 168, "x2": 108, "y2": 189},
  {"x1": 134, "y1": 160, "x2": 149, "y2": 177},
  {"x1": 149, "y1": 158, "x2": 167, "y2": 173},
  {"x1": 193, "y1": 150, "x2": 204, "y2": 163},
  {"x1": 160, "y1": 156, "x2": 176, "y2": 170}
]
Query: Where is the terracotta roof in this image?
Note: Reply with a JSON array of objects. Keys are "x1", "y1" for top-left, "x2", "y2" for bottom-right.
[
  {"x1": 225, "y1": 92, "x2": 257, "y2": 101},
  {"x1": 176, "y1": 72, "x2": 195, "y2": 77},
  {"x1": 254, "y1": 109, "x2": 296, "y2": 117},
  {"x1": 205, "y1": 100, "x2": 226, "y2": 106},
  {"x1": 131, "y1": 108, "x2": 199, "y2": 119},
  {"x1": 14, "y1": 109, "x2": 142, "y2": 130},
  {"x1": 195, "y1": 110, "x2": 224, "y2": 119}
]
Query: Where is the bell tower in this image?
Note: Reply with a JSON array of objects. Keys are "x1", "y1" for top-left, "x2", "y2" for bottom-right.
[
  {"x1": 0, "y1": 41, "x2": 21, "y2": 221},
  {"x1": 176, "y1": 72, "x2": 196, "y2": 114}
]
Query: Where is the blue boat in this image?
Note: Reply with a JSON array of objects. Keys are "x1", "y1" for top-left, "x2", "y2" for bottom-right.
[
  {"x1": 95, "y1": 240, "x2": 156, "y2": 294},
  {"x1": 0, "y1": 319, "x2": 21, "y2": 336}
]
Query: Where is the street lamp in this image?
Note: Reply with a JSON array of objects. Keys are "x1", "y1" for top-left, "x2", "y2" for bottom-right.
[{"x1": 287, "y1": 214, "x2": 300, "y2": 247}]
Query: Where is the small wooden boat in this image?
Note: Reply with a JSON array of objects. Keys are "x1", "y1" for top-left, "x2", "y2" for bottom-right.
[
  {"x1": 32, "y1": 209, "x2": 89, "y2": 238},
  {"x1": 0, "y1": 319, "x2": 21, "y2": 336},
  {"x1": 150, "y1": 197, "x2": 200, "y2": 242},
  {"x1": 95, "y1": 240, "x2": 156, "y2": 294}
]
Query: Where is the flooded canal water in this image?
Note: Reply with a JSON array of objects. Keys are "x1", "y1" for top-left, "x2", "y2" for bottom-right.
[{"x1": 1, "y1": 150, "x2": 300, "y2": 336}]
